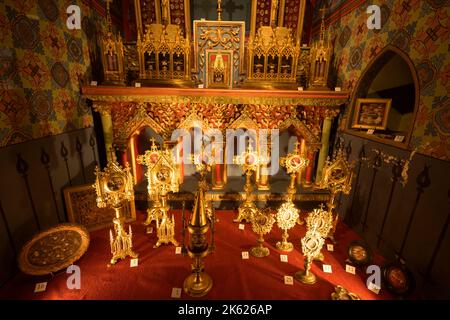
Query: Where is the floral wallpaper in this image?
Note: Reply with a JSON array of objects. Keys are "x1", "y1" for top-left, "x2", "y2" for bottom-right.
[
  {"x1": 0, "y1": 0, "x2": 109, "y2": 147},
  {"x1": 322, "y1": 0, "x2": 449, "y2": 161}
]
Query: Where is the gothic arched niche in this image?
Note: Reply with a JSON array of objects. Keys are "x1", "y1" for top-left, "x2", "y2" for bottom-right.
[{"x1": 348, "y1": 45, "x2": 419, "y2": 147}]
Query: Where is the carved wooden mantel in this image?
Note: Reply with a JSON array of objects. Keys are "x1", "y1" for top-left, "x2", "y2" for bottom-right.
[{"x1": 82, "y1": 86, "x2": 349, "y2": 106}]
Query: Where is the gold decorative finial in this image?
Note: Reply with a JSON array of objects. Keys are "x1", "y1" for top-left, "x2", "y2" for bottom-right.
[
  {"x1": 217, "y1": 0, "x2": 223, "y2": 21},
  {"x1": 105, "y1": 0, "x2": 113, "y2": 33}
]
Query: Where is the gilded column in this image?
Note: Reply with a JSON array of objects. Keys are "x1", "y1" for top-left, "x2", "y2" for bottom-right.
[
  {"x1": 315, "y1": 116, "x2": 333, "y2": 183},
  {"x1": 95, "y1": 103, "x2": 114, "y2": 162},
  {"x1": 297, "y1": 138, "x2": 306, "y2": 185}
]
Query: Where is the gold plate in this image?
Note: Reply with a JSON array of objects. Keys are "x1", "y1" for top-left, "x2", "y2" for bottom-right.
[{"x1": 18, "y1": 224, "x2": 90, "y2": 276}]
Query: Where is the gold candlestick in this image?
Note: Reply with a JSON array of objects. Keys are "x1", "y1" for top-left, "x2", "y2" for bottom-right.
[
  {"x1": 233, "y1": 144, "x2": 260, "y2": 223},
  {"x1": 183, "y1": 189, "x2": 213, "y2": 297},
  {"x1": 250, "y1": 208, "x2": 275, "y2": 258},
  {"x1": 93, "y1": 156, "x2": 138, "y2": 265}
]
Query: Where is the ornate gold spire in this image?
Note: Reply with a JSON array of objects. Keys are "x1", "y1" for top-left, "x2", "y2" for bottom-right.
[{"x1": 189, "y1": 189, "x2": 209, "y2": 233}]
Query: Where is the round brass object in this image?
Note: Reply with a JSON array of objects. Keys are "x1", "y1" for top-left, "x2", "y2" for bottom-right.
[{"x1": 18, "y1": 224, "x2": 90, "y2": 276}]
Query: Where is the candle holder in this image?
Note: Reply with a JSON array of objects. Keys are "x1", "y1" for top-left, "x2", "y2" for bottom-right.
[
  {"x1": 250, "y1": 208, "x2": 275, "y2": 258},
  {"x1": 93, "y1": 157, "x2": 137, "y2": 265},
  {"x1": 233, "y1": 144, "x2": 260, "y2": 223}
]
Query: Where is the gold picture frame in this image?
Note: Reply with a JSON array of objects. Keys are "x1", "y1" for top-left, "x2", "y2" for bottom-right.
[
  {"x1": 64, "y1": 184, "x2": 136, "y2": 232},
  {"x1": 352, "y1": 98, "x2": 392, "y2": 130}
]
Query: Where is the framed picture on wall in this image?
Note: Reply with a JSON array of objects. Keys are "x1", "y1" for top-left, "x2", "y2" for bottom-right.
[
  {"x1": 64, "y1": 184, "x2": 136, "y2": 232},
  {"x1": 352, "y1": 98, "x2": 392, "y2": 130}
]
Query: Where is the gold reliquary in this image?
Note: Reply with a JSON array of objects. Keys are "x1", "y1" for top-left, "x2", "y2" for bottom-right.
[
  {"x1": 101, "y1": 0, "x2": 125, "y2": 85},
  {"x1": 245, "y1": 26, "x2": 300, "y2": 89},
  {"x1": 136, "y1": 23, "x2": 192, "y2": 86}
]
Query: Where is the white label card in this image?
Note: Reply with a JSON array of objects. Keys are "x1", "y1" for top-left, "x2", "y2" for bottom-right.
[
  {"x1": 368, "y1": 282, "x2": 381, "y2": 294},
  {"x1": 284, "y1": 276, "x2": 294, "y2": 285},
  {"x1": 297, "y1": 87, "x2": 304, "y2": 91},
  {"x1": 198, "y1": 84, "x2": 204, "y2": 89},
  {"x1": 175, "y1": 247, "x2": 182, "y2": 254},
  {"x1": 90, "y1": 81, "x2": 97, "y2": 86},
  {"x1": 280, "y1": 255, "x2": 288, "y2": 263},
  {"x1": 171, "y1": 287, "x2": 182, "y2": 298},
  {"x1": 241, "y1": 251, "x2": 249, "y2": 260},
  {"x1": 394, "y1": 135, "x2": 405, "y2": 142},
  {"x1": 322, "y1": 264, "x2": 332, "y2": 273},
  {"x1": 327, "y1": 244, "x2": 334, "y2": 252},
  {"x1": 367, "y1": 129, "x2": 375, "y2": 135},
  {"x1": 346, "y1": 264, "x2": 356, "y2": 275},
  {"x1": 130, "y1": 258, "x2": 139, "y2": 267},
  {"x1": 34, "y1": 282, "x2": 47, "y2": 293},
  {"x1": 238, "y1": 224, "x2": 245, "y2": 230},
  {"x1": 135, "y1": 82, "x2": 141, "y2": 87},
  {"x1": 146, "y1": 227, "x2": 153, "y2": 234},
  {"x1": 335, "y1": 87, "x2": 342, "y2": 92}
]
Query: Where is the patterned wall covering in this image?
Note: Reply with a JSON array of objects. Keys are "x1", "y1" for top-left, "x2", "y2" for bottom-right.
[
  {"x1": 318, "y1": 0, "x2": 449, "y2": 161},
  {"x1": 0, "y1": 0, "x2": 110, "y2": 148}
]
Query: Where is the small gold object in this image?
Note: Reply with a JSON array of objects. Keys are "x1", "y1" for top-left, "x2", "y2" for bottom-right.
[
  {"x1": 331, "y1": 285, "x2": 361, "y2": 300},
  {"x1": 250, "y1": 208, "x2": 275, "y2": 258},
  {"x1": 183, "y1": 189, "x2": 213, "y2": 297},
  {"x1": 93, "y1": 156, "x2": 138, "y2": 264},
  {"x1": 233, "y1": 144, "x2": 261, "y2": 223},
  {"x1": 276, "y1": 142, "x2": 309, "y2": 251}
]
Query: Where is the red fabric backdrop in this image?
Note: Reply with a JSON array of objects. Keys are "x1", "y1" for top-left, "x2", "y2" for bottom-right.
[{"x1": 0, "y1": 210, "x2": 394, "y2": 300}]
